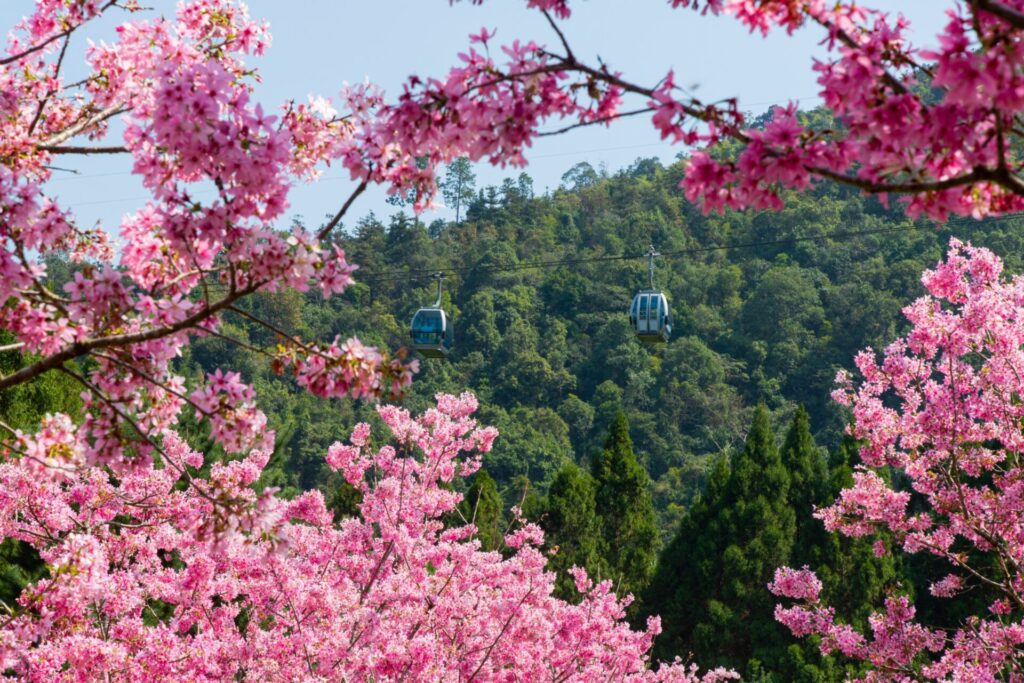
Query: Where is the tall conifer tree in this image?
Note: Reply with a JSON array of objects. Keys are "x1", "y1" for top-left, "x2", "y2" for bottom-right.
[
  {"x1": 645, "y1": 453, "x2": 731, "y2": 655},
  {"x1": 646, "y1": 404, "x2": 796, "y2": 676},
  {"x1": 591, "y1": 410, "x2": 659, "y2": 600},
  {"x1": 775, "y1": 409, "x2": 856, "y2": 682},
  {"x1": 781, "y1": 405, "x2": 831, "y2": 567}
]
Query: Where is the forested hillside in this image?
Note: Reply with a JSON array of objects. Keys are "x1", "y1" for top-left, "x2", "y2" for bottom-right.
[{"x1": 180, "y1": 156, "x2": 1024, "y2": 532}]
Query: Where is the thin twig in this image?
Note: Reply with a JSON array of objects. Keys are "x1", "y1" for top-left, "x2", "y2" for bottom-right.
[
  {"x1": 541, "y1": 9, "x2": 574, "y2": 62},
  {"x1": 90, "y1": 351, "x2": 212, "y2": 416},
  {"x1": 537, "y1": 107, "x2": 654, "y2": 137},
  {"x1": 28, "y1": 35, "x2": 72, "y2": 135}
]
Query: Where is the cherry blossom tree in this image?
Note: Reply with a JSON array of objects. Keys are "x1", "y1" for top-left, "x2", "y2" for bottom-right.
[
  {"x1": 0, "y1": 391, "x2": 741, "y2": 681},
  {"x1": 770, "y1": 240, "x2": 1024, "y2": 680}
]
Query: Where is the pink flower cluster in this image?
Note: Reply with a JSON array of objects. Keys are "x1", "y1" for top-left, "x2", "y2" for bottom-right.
[
  {"x1": 0, "y1": 393, "x2": 734, "y2": 682},
  {"x1": 190, "y1": 369, "x2": 272, "y2": 454}
]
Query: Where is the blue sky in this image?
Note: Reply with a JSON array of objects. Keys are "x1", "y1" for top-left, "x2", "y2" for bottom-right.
[{"x1": 3, "y1": 1, "x2": 950, "y2": 232}]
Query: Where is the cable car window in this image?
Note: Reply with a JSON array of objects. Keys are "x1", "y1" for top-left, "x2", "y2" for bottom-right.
[
  {"x1": 412, "y1": 311, "x2": 444, "y2": 345},
  {"x1": 638, "y1": 296, "x2": 649, "y2": 322}
]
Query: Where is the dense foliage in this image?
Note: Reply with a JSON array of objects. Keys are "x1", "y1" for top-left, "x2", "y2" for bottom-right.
[{"x1": 645, "y1": 406, "x2": 899, "y2": 681}]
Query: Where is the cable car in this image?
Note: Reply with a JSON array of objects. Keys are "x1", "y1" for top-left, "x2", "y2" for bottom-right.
[
  {"x1": 410, "y1": 273, "x2": 453, "y2": 359},
  {"x1": 630, "y1": 247, "x2": 672, "y2": 343}
]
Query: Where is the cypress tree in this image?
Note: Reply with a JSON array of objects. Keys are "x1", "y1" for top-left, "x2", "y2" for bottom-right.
[
  {"x1": 781, "y1": 405, "x2": 831, "y2": 568},
  {"x1": 646, "y1": 453, "x2": 731, "y2": 657},
  {"x1": 591, "y1": 410, "x2": 659, "y2": 600},
  {"x1": 459, "y1": 469, "x2": 505, "y2": 552},
  {"x1": 540, "y1": 463, "x2": 606, "y2": 601},
  {"x1": 774, "y1": 408, "x2": 850, "y2": 682},
  {"x1": 647, "y1": 404, "x2": 797, "y2": 676}
]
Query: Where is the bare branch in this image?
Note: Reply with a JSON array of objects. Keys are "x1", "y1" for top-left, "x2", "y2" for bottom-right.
[
  {"x1": 537, "y1": 107, "x2": 654, "y2": 137},
  {"x1": 226, "y1": 305, "x2": 301, "y2": 345},
  {"x1": 41, "y1": 105, "x2": 129, "y2": 149},
  {"x1": 541, "y1": 9, "x2": 574, "y2": 63},
  {"x1": 196, "y1": 326, "x2": 277, "y2": 360},
  {"x1": 39, "y1": 145, "x2": 129, "y2": 155}
]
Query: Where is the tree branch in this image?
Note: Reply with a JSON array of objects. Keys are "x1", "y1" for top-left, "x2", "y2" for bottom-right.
[
  {"x1": 541, "y1": 9, "x2": 574, "y2": 63},
  {"x1": 0, "y1": 0, "x2": 117, "y2": 66},
  {"x1": 0, "y1": 282, "x2": 259, "y2": 392},
  {"x1": 537, "y1": 107, "x2": 654, "y2": 137},
  {"x1": 90, "y1": 351, "x2": 211, "y2": 416},
  {"x1": 0, "y1": 30, "x2": 73, "y2": 67},
  {"x1": 28, "y1": 35, "x2": 72, "y2": 136},
  {"x1": 809, "y1": 165, "x2": 1024, "y2": 198},
  {"x1": 970, "y1": 0, "x2": 1024, "y2": 30},
  {"x1": 41, "y1": 105, "x2": 129, "y2": 148},
  {"x1": 39, "y1": 145, "x2": 128, "y2": 155}
]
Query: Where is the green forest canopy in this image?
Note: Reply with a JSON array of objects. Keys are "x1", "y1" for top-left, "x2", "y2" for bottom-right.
[{"x1": 166, "y1": 154, "x2": 1024, "y2": 535}]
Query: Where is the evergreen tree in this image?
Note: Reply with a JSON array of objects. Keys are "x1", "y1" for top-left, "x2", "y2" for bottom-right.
[
  {"x1": 591, "y1": 410, "x2": 659, "y2": 601},
  {"x1": 540, "y1": 463, "x2": 606, "y2": 601},
  {"x1": 459, "y1": 469, "x2": 505, "y2": 552},
  {"x1": 440, "y1": 157, "x2": 477, "y2": 225},
  {"x1": 644, "y1": 453, "x2": 731, "y2": 651},
  {"x1": 773, "y1": 408, "x2": 854, "y2": 682},
  {"x1": 780, "y1": 405, "x2": 830, "y2": 567},
  {"x1": 647, "y1": 405, "x2": 796, "y2": 677}
]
